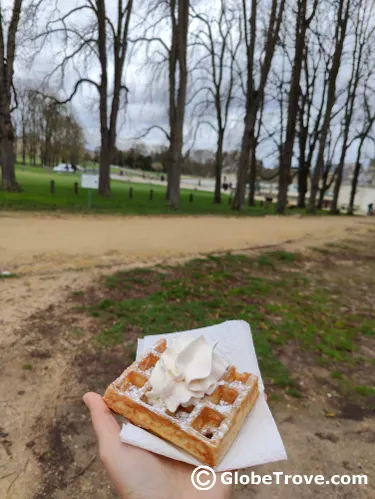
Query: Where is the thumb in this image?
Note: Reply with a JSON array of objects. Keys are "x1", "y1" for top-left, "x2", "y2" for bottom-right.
[{"x1": 83, "y1": 392, "x2": 121, "y2": 448}]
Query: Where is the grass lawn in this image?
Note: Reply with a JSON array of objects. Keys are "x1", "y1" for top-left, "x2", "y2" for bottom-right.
[
  {"x1": 70, "y1": 235, "x2": 375, "y2": 413},
  {"x1": 0, "y1": 165, "x2": 324, "y2": 216}
]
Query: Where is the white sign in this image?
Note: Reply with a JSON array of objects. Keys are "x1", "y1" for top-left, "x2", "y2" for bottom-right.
[{"x1": 81, "y1": 174, "x2": 99, "y2": 189}]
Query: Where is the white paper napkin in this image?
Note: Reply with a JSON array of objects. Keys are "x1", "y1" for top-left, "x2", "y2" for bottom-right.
[{"x1": 120, "y1": 320, "x2": 287, "y2": 471}]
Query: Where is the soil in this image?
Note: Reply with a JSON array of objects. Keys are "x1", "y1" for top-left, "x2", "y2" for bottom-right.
[{"x1": 0, "y1": 213, "x2": 374, "y2": 499}]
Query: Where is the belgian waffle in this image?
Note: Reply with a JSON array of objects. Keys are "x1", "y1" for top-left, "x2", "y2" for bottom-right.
[{"x1": 103, "y1": 338, "x2": 259, "y2": 467}]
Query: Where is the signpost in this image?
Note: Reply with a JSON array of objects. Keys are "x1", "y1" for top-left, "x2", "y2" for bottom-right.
[{"x1": 81, "y1": 174, "x2": 99, "y2": 209}]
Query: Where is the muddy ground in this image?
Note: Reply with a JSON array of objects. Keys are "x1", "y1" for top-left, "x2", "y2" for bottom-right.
[{"x1": 0, "y1": 214, "x2": 374, "y2": 498}]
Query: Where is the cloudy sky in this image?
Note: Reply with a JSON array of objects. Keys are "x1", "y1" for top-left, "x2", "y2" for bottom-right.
[{"x1": 8, "y1": 0, "x2": 375, "y2": 167}]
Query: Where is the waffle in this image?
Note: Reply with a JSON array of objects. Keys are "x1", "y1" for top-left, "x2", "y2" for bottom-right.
[{"x1": 103, "y1": 338, "x2": 259, "y2": 467}]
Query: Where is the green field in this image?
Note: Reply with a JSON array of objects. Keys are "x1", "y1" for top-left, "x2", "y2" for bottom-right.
[
  {"x1": 69, "y1": 235, "x2": 375, "y2": 411},
  {"x1": 0, "y1": 165, "x2": 323, "y2": 216}
]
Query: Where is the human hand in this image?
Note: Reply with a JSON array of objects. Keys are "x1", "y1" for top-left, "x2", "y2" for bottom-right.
[{"x1": 83, "y1": 392, "x2": 233, "y2": 499}]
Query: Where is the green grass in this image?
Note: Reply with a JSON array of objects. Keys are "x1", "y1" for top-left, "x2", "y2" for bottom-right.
[
  {"x1": 0, "y1": 165, "x2": 324, "y2": 216},
  {"x1": 22, "y1": 364, "x2": 33, "y2": 370},
  {"x1": 354, "y1": 385, "x2": 375, "y2": 397},
  {"x1": 78, "y1": 248, "x2": 375, "y2": 400}
]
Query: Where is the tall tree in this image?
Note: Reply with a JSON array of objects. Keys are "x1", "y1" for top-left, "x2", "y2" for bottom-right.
[
  {"x1": 297, "y1": 33, "x2": 328, "y2": 208},
  {"x1": 317, "y1": 128, "x2": 340, "y2": 208},
  {"x1": 191, "y1": 1, "x2": 242, "y2": 204},
  {"x1": 348, "y1": 60, "x2": 375, "y2": 214},
  {"x1": 233, "y1": 0, "x2": 286, "y2": 211},
  {"x1": 0, "y1": 0, "x2": 22, "y2": 190},
  {"x1": 37, "y1": 0, "x2": 133, "y2": 195},
  {"x1": 15, "y1": 86, "x2": 29, "y2": 165},
  {"x1": 330, "y1": 0, "x2": 375, "y2": 213},
  {"x1": 277, "y1": 0, "x2": 318, "y2": 213},
  {"x1": 132, "y1": 0, "x2": 189, "y2": 208},
  {"x1": 167, "y1": 0, "x2": 189, "y2": 208},
  {"x1": 308, "y1": 0, "x2": 351, "y2": 213}
]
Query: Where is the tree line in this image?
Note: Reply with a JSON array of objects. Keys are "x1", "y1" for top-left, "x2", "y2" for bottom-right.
[
  {"x1": 15, "y1": 87, "x2": 84, "y2": 167},
  {"x1": 1, "y1": 0, "x2": 374, "y2": 215}
]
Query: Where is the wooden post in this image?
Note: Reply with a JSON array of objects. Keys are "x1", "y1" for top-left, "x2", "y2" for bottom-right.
[
  {"x1": 189, "y1": 193, "x2": 193, "y2": 203},
  {"x1": 129, "y1": 187, "x2": 133, "y2": 199},
  {"x1": 74, "y1": 182, "x2": 78, "y2": 195},
  {"x1": 50, "y1": 180, "x2": 55, "y2": 193},
  {"x1": 228, "y1": 196, "x2": 232, "y2": 206},
  {"x1": 149, "y1": 189, "x2": 154, "y2": 201}
]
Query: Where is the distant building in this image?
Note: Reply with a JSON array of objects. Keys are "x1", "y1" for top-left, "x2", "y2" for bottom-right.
[
  {"x1": 190, "y1": 149, "x2": 215, "y2": 164},
  {"x1": 342, "y1": 162, "x2": 372, "y2": 186},
  {"x1": 151, "y1": 162, "x2": 164, "y2": 172},
  {"x1": 367, "y1": 159, "x2": 375, "y2": 185}
]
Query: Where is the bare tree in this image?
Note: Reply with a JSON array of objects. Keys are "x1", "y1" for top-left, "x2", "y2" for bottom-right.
[
  {"x1": 276, "y1": 0, "x2": 318, "y2": 213},
  {"x1": 26, "y1": 90, "x2": 43, "y2": 165},
  {"x1": 190, "y1": 1, "x2": 242, "y2": 204},
  {"x1": 232, "y1": 0, "x2": 286, "y2": 211},
  {"x1": 297, "y1": 32, "x2": 328, "y2": 208},
  {"x1": 167, "y1": 0, "x2": 189, "y2": 208},
  {"x1": 330, "y1": 0, "x2": 375, "y2": 213},
  {"x1": 317, "y1": 127, "x2": 340, "y2": 208},
  {"x1": 15, "y1": 85, "x2": 29, "y2": 165},
  {"x1": 0, "y1": 0, "x2": 23, "y2": 190},
  {"x1": 308, "y1": 0, "x2": 351, "y2": 213},
  {"x1": 347, "y1": 66, "x2": 375, "y2": 214},
  {"x1": 36, "y1": 0, "x2": 133, "y2": 195},
  {"x1": 132, "y1": 0, "x2": 189, "y2": 208}
]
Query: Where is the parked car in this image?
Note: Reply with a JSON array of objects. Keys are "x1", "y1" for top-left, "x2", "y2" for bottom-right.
[{"x1": 53, "y1": 163, "x2": 77, "y2": 173}]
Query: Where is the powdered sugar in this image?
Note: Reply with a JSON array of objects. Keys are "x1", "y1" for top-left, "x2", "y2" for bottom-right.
[{"x1": 111, "y1": 337, "x2": 258, "y2": 445}]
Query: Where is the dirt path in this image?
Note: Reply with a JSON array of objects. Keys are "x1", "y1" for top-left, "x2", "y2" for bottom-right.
[
  {"x1": 1, "y1": 212, "x2": 370, "y2": 275},
  {"x1": 0, "y1": 214, "x2": 373, "y2": 499},
  {"x1": 1, "y1": 214, "x2": 370, "y2": 350}
]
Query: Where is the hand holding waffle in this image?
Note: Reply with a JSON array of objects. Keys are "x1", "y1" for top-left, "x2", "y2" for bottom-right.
[
  {"x1": 83, "y1": 392, "x2": 233, "y2": 499},
  {"x1": 104, "y1": 334, "x2": 259, "y2": 466}
]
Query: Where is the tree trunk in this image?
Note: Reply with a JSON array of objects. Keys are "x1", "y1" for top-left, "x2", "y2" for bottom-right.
[
  {"x1": 297, "y1": 165, "x2": 308, "y2": 208},
  {"x1": 347, "y1": 162, "x2": 360, "y2": 215},
  {"x1": 0, "y1": 0, "x2": 22, "y2": 190},
  {"x1": 297, "y1": 123, "x2": 308, "y2": 208},
  {"x1": 99, "y1": 132, "x2": 111, "y2": 196},
  {"x1": 0, "y1": 115, "x2": 20, "y2": 190},
  {"x1": 167, "y1": 129, "x2": 184, "y2": 210},
  {"x1": 0, "y1": 132, "x2": 19, "y2": 191},
  {"x1": 22, "y1": 121, "x2": 26, "y2": 165},
  {"x1": 168, "y1": 132, "x2": 182, "y2": 209},
  {"x1": 317, "y1": 186, "x2": 325, "y2": 210},
  {"x1": 330, "y1": 142, "x2": 347, "y2": 213},
  {"x1": 348, "y1": 139, "x2": 365, "y2": 215},
  {"x1": 248, "y1": 145, "x2": 257, "y2": 206},
  {"x1": 214, "y1": 132, "x2": 224, "y2": 204},
  {"x1": 277, "y1": 0, "x2": 311, "y2": 213},
  {"x1": 234, "y1": 0, "x2": 285, "y2": 211},
  {"x1": 165, "y1": 0, "x2": 189, "y2": 210},
  {"x1": 278, "y1": 162, "x2": 289, "y2": 211},
  {"x1": 317, "y1": 163, "x2": 330, "y2": 210},
  {"x1": 165, "y1": 159, "x2": 170, "y2": 200},
  {"x1": 233, "y1": 117, "x2": 253, "y2": 210},
  {"x1": 308, "y1": 0, "x2": 350, "y2": 213}
]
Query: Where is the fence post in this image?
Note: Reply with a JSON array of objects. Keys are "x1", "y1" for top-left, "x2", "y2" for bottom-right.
[
  {"x1": 129, "y1": 187, "x2": 133, "y2": 199},
  {"x1": 74, "y1": 182, "x2": 78, "y2": 195},
  {"x1": 50, "y1": 180, "x2": 55, "y2": 194},
  {"x1": 189, "y1": 193, "x2": 193, "y2": 203},
  {"x1": 228, "y1": 196, "x2": 232, "y2": 206},
  {"x1": 149, "y1": 189, "x2": 154, "y2": 201}
]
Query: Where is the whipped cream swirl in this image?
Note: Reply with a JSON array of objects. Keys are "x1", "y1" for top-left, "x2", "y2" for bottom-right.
[{"x1": 147, "y1": 334, "x2": 228, "y2": 413}]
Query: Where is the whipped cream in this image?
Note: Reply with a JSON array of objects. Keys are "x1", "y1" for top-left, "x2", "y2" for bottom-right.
[{"x1": 147, "y1": 335, "x2": 228, "y2": 413}]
